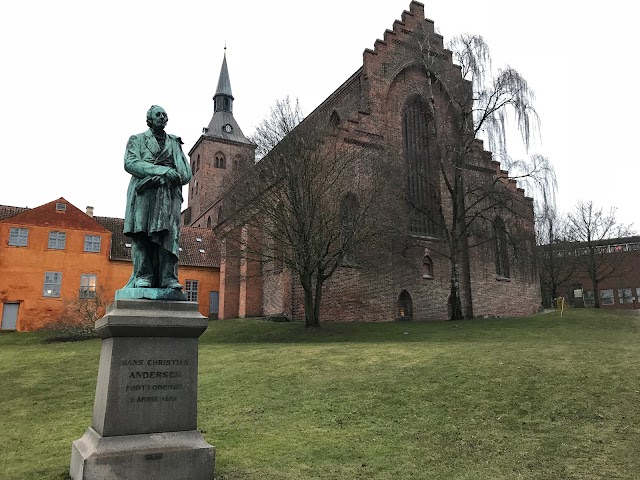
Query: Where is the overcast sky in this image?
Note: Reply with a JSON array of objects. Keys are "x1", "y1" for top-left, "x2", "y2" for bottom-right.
[{"x1": 1, "y1": 1, "x2": 635, "y2": 228}]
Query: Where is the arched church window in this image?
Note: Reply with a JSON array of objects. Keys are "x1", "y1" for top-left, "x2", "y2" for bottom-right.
[
  {"x1": 207, "y1": 216, "x2": 211, "y2": 229},
  {"x1": 196, "y1": 155, "x2": 200, "y2": 172},
  {"x1": 494, "y1": 216, "x2": 510, "y2": 278},
  {"x1": 340, "y1": 192, "x2": 359, "y2": 265},
  {"x1": 422, "y1": 255, "x2": 433, "y2": 278},
  {"x1": 397, "y1": 290, "x2": 413, "y2": 320},
  {"x1": 403, "y1": 95, "x2": 438, "y2": 236},
  {"x1": 215, "y1": 152, "x2": 226, "y2": 169}
]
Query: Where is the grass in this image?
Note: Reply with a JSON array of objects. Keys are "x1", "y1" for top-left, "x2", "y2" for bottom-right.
[{"x1": 1, "y1": 308, "x2": 640, "y2": 479}]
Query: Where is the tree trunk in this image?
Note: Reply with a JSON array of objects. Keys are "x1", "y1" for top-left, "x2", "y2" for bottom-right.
[
  {"x1": 301, "y1": 273, "x2": 321, "y2": 328},
  {"x1": 449, "y1": 253, "x2": 464, "y2": 320},
  {"x1": 593, "y1": 280, "x2": 600, "y2": 309},
  {"x1": 311, "y1": 276, "x2": 323, "y2": 328}
]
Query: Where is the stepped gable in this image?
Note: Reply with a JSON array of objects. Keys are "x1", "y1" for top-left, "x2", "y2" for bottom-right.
[
  {"x1": 306, "y1": 1, "x2": 462, "y2": 150},
  {"x1": 95, "y1": 216, "x2": 220, "y2": 267},
  {"x1": 0, "y1": 205, "x2": 30, "y2": 221},
  {"x1": 0, "y1": 197, "x2": 110, "y2": 233}
]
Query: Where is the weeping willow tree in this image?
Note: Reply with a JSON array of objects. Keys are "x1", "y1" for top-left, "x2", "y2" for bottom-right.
[{"x1": 415, "y1": 33, "x2": 556, "y2": 319}]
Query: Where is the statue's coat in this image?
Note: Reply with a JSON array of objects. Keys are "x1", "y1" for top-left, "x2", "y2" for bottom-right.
[{"x1": 123, "y1": 129, "x2": 192, "y2": 260}]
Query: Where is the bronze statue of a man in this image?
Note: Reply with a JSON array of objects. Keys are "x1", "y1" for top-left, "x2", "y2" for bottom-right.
[{"x1": 123, "y1": 105, "x2": 192, "y2": 289}]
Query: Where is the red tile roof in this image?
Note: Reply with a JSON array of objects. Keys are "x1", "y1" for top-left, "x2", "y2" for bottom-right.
[
  {"x1": 94, "y1": 216, "x2": 220, "y2": 268},
  {"x1": 0, "y1": 205, "x2": 30, "y2": 221},
  {"x1": 0, "y1": 200, "x2": 220, "y2": 269}
]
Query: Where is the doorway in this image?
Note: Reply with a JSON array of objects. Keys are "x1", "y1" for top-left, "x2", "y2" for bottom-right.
[
  {"x1": 209, "y1": 291, "x2": 219, "y2": 320},
  {"x1": 1, "y1": 303, "x2": 19, "y2": 331}
]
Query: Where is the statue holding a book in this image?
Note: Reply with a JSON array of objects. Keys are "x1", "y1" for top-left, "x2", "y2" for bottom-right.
[{"x1": 122, "y1": 105, "x2": 192, "y2": 290}]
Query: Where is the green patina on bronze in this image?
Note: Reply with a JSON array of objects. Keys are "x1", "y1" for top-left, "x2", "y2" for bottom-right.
[{"x1": 120, "y1": 105, "x2": 192, "y2": 296}]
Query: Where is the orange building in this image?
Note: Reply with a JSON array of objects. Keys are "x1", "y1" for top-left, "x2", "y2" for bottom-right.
[{"x1": 0, "y1": 198, "x2": 220, "y2": 331}]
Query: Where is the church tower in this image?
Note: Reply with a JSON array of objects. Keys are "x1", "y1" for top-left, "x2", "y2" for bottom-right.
[{"x1": 185, "y1": 50, "x2": 255, "y2": 228}]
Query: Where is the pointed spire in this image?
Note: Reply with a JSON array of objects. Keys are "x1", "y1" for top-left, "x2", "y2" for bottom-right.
[
  {"x1": 203, "y1": 47, "x2": 252, "y2": 145},
  {"x1": 214, "y1": 48, "x2": 233, "y2": 110}
]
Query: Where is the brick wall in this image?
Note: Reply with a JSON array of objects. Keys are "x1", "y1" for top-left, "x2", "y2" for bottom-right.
[{"x1": 215, "y1": 1, "x2": 541, "y2": 322}]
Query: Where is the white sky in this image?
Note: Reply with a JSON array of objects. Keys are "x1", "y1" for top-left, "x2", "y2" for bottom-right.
[{"x1": 1, "y1": 1, "x2": 636, "y2": 228}]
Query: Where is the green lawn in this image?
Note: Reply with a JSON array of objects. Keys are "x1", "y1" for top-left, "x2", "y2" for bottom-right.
[{"x1": 1, "y1": 308, "x2": 640, "y2": 479}]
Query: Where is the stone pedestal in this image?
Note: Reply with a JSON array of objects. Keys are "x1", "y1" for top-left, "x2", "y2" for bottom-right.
[{"x1": 70, "y1": 299, "x2": 215, "y2": 480}]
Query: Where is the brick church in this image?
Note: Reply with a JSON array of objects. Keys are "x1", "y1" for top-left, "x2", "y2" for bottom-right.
[{"x1": 183, "y1": 1, "x2": 541, "y2": 322}]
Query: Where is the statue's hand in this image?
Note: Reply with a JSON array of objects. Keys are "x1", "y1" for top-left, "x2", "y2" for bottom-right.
[
  {"x1": 135, "y1": 175, "x2": 163, "y2": 193},
  {"x1": 165, "y1": 169, "x2": 181, "y2": 186}
]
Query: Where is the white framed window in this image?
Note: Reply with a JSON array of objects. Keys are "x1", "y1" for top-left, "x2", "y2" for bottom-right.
[
  {"x1": 618, "y1": 288, "x2": 633, "y2": 304},
  {"x1": 55, "y1": 202, "x2": 67, "y2": 212},
  {"x1": 84, "y1": 235, "x2": 101, "y2": 253},
  {"x1": 79, "y1": 274, "x2": 97, "y2": 298},
  {"x1": 43, "y1": 271, "x2": 62, "y2": 297},
  {"x1": 584, "y1": 290, "x2": 595, "y2": 307},
  {"x1": 600, "y1": 289, "x2": 614, "y2": 306},
  {"x1": 8, "y1": 227, "x2": 28, "y2": 247},
  {"x1": 185, "y1": 280, "x2": 199, "y2": 302},
  {"x1": 48, "y1": 231, "x2": 66, "y2": 250}
]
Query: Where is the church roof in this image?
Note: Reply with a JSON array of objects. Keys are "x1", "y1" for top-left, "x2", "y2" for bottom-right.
[
  {"x1": 195, "y1": 50, "x2": 254, "y2": 148},
  {"x1": 215, "y1": 53, "x2": 233, "y2": 99},
  {"x1": 204, "y1": 110, "x2": 252, "y2": 145}
]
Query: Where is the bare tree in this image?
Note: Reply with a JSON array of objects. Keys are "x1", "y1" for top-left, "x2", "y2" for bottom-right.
[
  {"x1": 222, "y1": 97, "x2": 399, "y2": 328},
  {"x1": 413, "y1": 32, "x2": 555, "y2": 319},
  {"x1": 566, "y1": 201, "x2": 634, "y2": 308},
  {"x1": 535, "y1": 198, "x2": 577, "y2": 307},
  {"x1": 45, "y1": 286, "x2": 106, "y2": 340}
]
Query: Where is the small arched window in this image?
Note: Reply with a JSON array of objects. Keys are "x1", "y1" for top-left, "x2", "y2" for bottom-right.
[
  {"x1": 215, "y1": 152, "x2": 226, "y2": 169},
  {"x1": 207, "y1": 216, "x2": 211, "y2": 229},
  {"x1": 494, "y1": 216, "x2": 510, "y2": 278},
  {"x1": 398, "y1": 290, "x2": 413, "y2": 320},
  {"x1": 422, "y1": 255, "x2": 433, "y2": 278},
  {"x1": 217, "y1": 205, "x2": 224, "y2": 223},
  {"x1": 195, "y1": 181, "x2": 198, "y2": 195},
  {"x1": 330, "y1": 110, "x2": 340, "y2": 129},
  {"x1": 196, "y1": 155, "x2": 201, "y2": 172}
]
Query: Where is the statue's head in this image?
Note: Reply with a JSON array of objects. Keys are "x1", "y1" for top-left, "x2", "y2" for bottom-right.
[{"x1": 146, "y1": 105, "x2": 168, "y2": 129}]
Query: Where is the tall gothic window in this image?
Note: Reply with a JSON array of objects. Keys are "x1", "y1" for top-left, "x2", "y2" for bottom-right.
[
  {"x1": 494, "y1": 216, "x2": 510, "y2": 278},
  {"x1": 403, "y1": 95, "x2": 438, "y2": 236}
]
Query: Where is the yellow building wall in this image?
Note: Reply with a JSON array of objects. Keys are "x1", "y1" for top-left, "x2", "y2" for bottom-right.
[
  {"x1": 108, "y1": 262, "x2": 220, "y2": 319},
  {"x1": 0, "y1": 223, "x2": 112, "y2": 331},
  {"x1": 1, "y1": 225, "x2": 220, "y2": 331}
]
